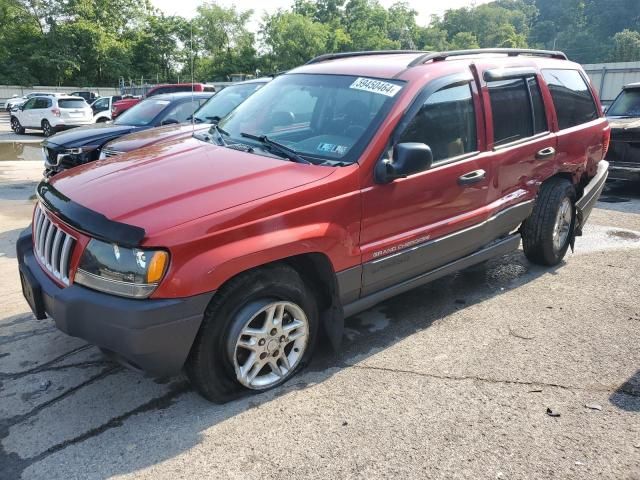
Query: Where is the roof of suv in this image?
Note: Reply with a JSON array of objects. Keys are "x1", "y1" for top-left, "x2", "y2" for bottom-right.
[
  {"x1": 147, "y1": 92, "x2": 215, "y2": 101},
  {"x1": 624, "y1": 82, "x2": 640, "y2": 90},
  {"x1": 293, "y1": 48, "x2": 574, "y2": 80}
]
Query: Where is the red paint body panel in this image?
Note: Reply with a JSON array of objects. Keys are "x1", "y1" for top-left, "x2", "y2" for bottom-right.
[{"x1": 41, "y1": 52, "x2": 607, "y2": 302}]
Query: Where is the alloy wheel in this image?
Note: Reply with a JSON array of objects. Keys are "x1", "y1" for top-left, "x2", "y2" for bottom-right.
[
  {"x1": 231, "y1": 301, "x2": 309, "y2": 390},
  {"x1": 552, "y1": 197, "x2": 572, "y2": 252}
]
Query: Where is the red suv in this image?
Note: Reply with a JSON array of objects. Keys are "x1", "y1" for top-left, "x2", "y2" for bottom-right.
[
  {"x1": 17, "y1": 49, "x2": 609, "y2": 402},
  {"x1": 111, "y1": 83, "x2": 216, "y2": 118}
]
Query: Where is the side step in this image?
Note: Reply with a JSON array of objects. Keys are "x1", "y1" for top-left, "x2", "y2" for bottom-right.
[{"x1": 343, "y1": 233, "x2": 521, "y2": 318}]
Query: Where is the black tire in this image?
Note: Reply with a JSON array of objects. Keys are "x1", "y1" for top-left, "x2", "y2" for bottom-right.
[
  {"x1": 42, "y1": 120, "x2": 53, "y2": 137},
  {"x1": 10, "y1": 116, "x2": 25, "y2": 134},
  {"x1": 522, "y1": 177, "x2": 576, "y2": 266},
  {"x1": 186, "y1": 264, "x2": 319, "y2": 403}
]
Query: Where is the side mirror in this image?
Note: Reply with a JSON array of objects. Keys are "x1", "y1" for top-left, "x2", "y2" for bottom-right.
[
  {"x1": 161, "y1": 118, "x2": 179, "y2": 126},
  {"x1": 375, "y1": 143, "x2": 433, "y2": 183}
]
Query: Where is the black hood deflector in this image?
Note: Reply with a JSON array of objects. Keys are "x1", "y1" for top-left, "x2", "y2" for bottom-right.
[{"x1": 36, "y1": 181, "x2": 146, "y2": 247}]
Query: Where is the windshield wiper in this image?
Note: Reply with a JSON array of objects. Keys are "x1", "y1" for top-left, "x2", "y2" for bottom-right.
[
  {"x1": 210, "y1": 124, "x2": 230, "y2": 146},
  {"x1": 240, "y1": 132, "x2": 311, "y2": 164}
]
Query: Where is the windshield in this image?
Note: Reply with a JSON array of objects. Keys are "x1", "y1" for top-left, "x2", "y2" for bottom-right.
[
  {"x1": 115, "y1": 99, "x2": 170, "y2": 126},
  {"x1": 194, "y1": 82, "x2": 265, "y2": 123},
  {"x1": 607, "y1": 89, "x2": 640, "y2": 117},
  {"x1": 218, "y1": 73, "x2": 404, "y2": 163}
]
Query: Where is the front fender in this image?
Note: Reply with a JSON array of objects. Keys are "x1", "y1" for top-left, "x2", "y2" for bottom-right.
[{"x1": 154, "y1": 221, "x2": 358, "y2": 298}]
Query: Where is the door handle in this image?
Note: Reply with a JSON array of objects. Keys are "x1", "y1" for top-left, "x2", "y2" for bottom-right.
[
  {"x1": 458, "y1": 169, "x2": 486, "y2": 186},
  {"x1": 535, "y1": 147, "x2": 556, "y2": 160}
]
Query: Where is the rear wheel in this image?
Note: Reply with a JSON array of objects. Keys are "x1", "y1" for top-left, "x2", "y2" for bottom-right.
[
  {"x1": 186, "y1": 264, "x2": 318, "y2": 403},
  {"x1": 522, "y1": 178, "x2": 576, "y2": 266},
  {"x1": 10, "y1": 117, "x2": 25, "y2": 134},
  {"x1": 42, "y1": 120, "x2": 53, "y2": 137}
]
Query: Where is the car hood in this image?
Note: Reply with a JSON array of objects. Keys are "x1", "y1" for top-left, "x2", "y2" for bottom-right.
[
  {"x1": 51, "y1": 137, "x2": 335, "y2": 236},
  {"x1": 104, "y1": 123, "x2": 210, "y2": 153},
  {"x1": 44, "y1": 122, "x2": 145, "y2": 149}
]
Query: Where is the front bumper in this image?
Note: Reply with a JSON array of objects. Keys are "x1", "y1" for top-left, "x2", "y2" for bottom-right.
[
  {"x1": 16, "y1": 229, "x2": 212, "y2": 376},
  {"x1": 575, "y1": 160, "x2": 609, "y2": 235}
]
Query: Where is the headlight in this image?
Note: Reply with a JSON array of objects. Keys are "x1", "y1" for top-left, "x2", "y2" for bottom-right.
[{"x1": 75, "y1": 239, "x2": 169, "y2": 298}]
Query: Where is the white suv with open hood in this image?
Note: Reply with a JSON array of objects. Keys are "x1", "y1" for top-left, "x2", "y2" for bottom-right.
[{"x1": 10, "y1": 95, "x2": 93, "y2": 137}]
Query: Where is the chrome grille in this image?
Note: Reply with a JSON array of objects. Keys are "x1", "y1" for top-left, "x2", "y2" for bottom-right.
[
  {"x1": 99, "y1": 148, "x2": 121, "y2": 159},
  {"x1": 32, "y1": 204, "x2": 76, "y2": 286}
]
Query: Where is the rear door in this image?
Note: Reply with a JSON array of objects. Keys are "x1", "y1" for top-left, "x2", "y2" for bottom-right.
[
  {"x1": 540, "y1": 68, "x2": 607, "y2": 178},
  {"x1": 360, "y1": 73, "x2": 496, "y2": 296},
  {"x1": 30, "y1": 98, "x2": 50, "y2": 127},
  {"x1": 476, "y1": 65, "x2": 558, "y2": 212}
]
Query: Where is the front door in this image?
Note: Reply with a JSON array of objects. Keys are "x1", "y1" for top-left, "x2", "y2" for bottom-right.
[
  {"x1": 360, "y1": 76, "x2": 496, "y2": 296},
  {"x1": 20, "y1": 98, "x2": 37, "y2": 127}
]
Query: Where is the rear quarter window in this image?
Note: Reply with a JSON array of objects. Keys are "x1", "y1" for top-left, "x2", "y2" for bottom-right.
[{"x1": 542, "y1": 69, "x2": 599, "y2": 129}]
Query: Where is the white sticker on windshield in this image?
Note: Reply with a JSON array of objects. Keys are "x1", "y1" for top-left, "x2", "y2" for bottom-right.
[
  {"x1": 349, "y1": 77, "x2": 401, "y2": 97},
  {"x1": 318, "y1": 143, "x2": 348, "y2": 155}
]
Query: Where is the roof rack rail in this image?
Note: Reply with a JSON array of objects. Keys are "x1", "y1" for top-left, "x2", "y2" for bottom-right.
[
  {"x1": 408, "y1": 48, "x2": 568, "y2": 67},
  {"x1": 306, "y1": 50, "x2": 429, "y2": 65}
]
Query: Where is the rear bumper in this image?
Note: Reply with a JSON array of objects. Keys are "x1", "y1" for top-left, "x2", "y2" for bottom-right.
[
  {"x1": 16, "y1": 229, "x2": 212, "y2": 376},
  {"x1": 575, "y1": 160, "x2": 608, "y2": 235}
]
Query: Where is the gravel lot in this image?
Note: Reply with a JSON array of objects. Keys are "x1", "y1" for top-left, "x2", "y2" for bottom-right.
[{"x1": 1, "y1": 161, "x2": 639, "y2": 480}]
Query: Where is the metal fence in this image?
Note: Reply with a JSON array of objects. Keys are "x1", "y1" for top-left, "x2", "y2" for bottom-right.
[
  {"x1": 583, "y1": 61, "x2": 640, "y2": 105},
  {"x1": 0, "y1": 86, "x2": 120, "y2": 108}
]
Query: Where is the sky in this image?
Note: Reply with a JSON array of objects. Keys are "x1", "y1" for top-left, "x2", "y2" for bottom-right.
[{"x1": 150, "y1": 0, "x2": 491, "y2": 31}]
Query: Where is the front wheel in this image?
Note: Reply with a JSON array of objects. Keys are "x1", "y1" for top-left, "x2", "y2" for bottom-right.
[
  {"x1": 186, "y1": 264, "x2": 318, "y2": 403},
  {"x1": 522, "y1": 178, "x2": 576, "y2": 266}
]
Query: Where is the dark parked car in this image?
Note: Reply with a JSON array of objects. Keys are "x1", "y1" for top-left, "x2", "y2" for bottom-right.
[
  {"x1": 606, "y1": 82, "x2": 640, "y2": 182},
  {"x1": 42, "y1": 91, "x2": 213, "y2": 176},
  {"x1": 99, "y1": 78, "x2": 270, "y2": 158},
  {"x1": 70, "y1": 91, "x2": 99, "y2": 103}
]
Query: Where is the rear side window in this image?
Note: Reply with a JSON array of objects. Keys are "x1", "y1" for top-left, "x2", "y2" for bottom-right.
[
  {"x1": 399, "y1": 83, "x2": 477, "y2": 162},
  {"x1": 58, "y1": 99, "x2": 86, "y2": 109},
  {"x1": 487, "y1": 77, "x2": 547, "y2": 146},
  {"x1": 542, "y1": 69, "x2": 599, "y2": 129},
  {"x1": 34, "y1": 98, "x2": 50, "y2": 109}
]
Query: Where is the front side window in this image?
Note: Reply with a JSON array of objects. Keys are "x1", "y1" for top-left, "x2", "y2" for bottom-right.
[
  {"x1": 542, "y1": 69, "x2": 599, "y2": 129},
  {"x1": 93, "y1": 98, "x2": 108, "y2": 109},
  {"x1": 607, "y1": 88, "x2": 640, "y2": 117},
  {"x1": 22, "y1": 98, "x2": 36, "y2": 110},
  {"x1": 34, "y1": 98, "x2": 49, "y2": 109},
  {"x1": 398, "y1": 83, "x2": 477, "y2": 162},
  {"x1": 115, "y1": 99, "x2": 171, "y2": 126},
  {"x1": 218, "y1": 74, "x2": 404, "y2": 163}
]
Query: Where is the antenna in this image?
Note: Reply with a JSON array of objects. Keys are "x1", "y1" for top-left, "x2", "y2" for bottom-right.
[{"x1": 191, "y1": 20, "x2": 195, "y2": 134}]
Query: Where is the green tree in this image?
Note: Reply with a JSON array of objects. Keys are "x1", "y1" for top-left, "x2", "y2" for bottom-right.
[
  {"x1": 612, "y1": 29, "x2": 640, "y2": 62},
  {"x1": 192, "y1": 3, "x2": 257, "y2": 81},
  {"x1": 261, "y1": 11, "x2": 330, "y2": 70},
  {"x1": 449, "y1": 31, "x2": 480, "y2": 50}
]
